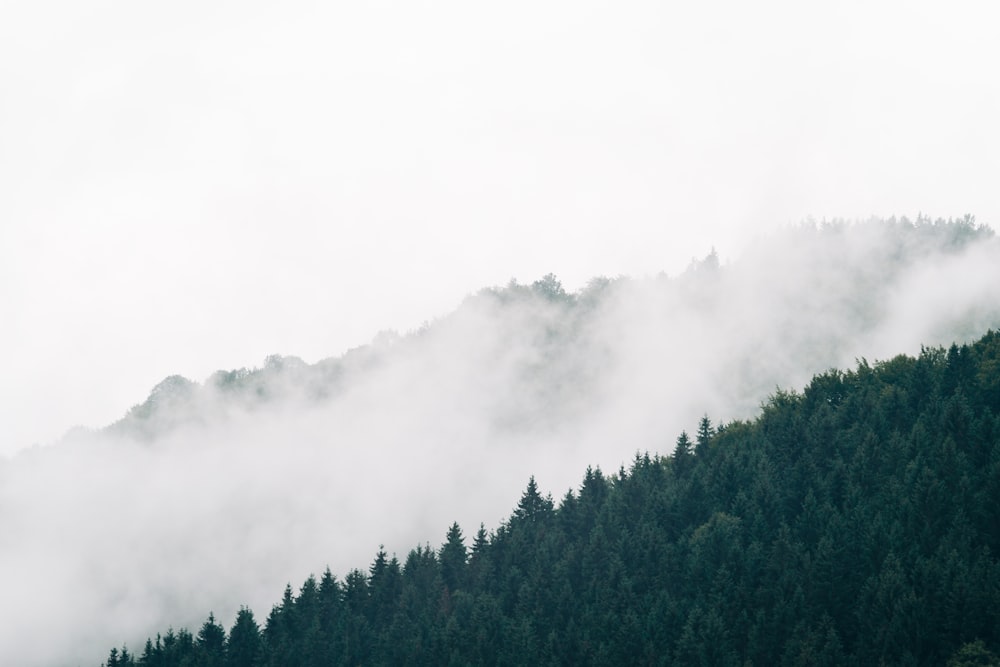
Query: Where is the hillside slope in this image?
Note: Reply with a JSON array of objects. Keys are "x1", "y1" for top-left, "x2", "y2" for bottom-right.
[
  {"x1": 6, "y1": 217, "x2": 1000, "y2": 667},
  {"x1": 103, "y1": 330, "x2": 1000, "y2": 666}
]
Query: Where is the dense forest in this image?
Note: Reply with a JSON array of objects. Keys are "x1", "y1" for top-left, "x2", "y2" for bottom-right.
[{"x1": 100, "y1": 329, "x2": 1000, "y2": 666}]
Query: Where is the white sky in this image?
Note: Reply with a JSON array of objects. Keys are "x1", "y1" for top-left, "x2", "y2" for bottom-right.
[{"x1": 1, "y1": 0, "x2": 998, "y2": 457}]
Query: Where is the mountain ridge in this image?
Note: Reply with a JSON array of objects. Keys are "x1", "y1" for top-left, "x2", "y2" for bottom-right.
[
  {"x1": 6, "y1": 216, "x2": 1000, "y2": 667},
  {"x1": 91, "y1": 216, "x2": 996, "y2": 446},
  {"x1": 99, "y1": 328, "x2": 1000, "y2": 666}
]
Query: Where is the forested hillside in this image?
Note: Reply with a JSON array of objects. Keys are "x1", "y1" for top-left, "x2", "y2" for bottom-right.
[
  {"x1": 7, "y1": 218, "x2": 1000, "y2": 667},
  {"x1": 101, "y1": 330, "x2": 1000, "y2": 666}
]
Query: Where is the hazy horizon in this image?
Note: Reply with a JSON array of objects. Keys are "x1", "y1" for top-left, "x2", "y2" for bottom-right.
[
  {"x1": 3, "y1": 1, "x2": 999, "y2": 459},
  {"x1": 7, "y1": 215, "x2": 994, "y2": 457}
]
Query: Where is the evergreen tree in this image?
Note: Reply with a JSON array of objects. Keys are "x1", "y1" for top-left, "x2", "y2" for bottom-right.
[
  {"x1": 195, "y1": 612, "x2": 226, "y2": 666},
  {"x1": 696, "y1": 414, "x2": 714, "y2": 455},
  {"x1": 369, "y1": 547, "x2": 402, "y2": 629},
  {"x1": 513, "y1": 476, "x2": 553, "y2": 523},
  {"x1": 674, "y1": 429, "x2": 694, "y2": 472},
  {"x1": 226, "y1": 607, "x2": 261, "y2": 667},
  {"x1": 439, "y1": 522, "x2": 467, "y2": 592}
]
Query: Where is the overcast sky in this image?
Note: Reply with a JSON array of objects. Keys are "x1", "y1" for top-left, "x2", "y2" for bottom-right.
[{"x1": 1, "y1": 0, "x2": 998, "y2": 457}]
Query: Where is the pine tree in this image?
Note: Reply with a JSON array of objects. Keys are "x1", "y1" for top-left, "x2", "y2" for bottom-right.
[
  {"x1": 513, "y1": 476, "x2": 553, "y2": 523},
  {"x1": 196, "y1": 612, "x2": 226, "y2": 667},
  {"x1": 696, "y1": 415, "x2": 714, "y2": 455},
  {"x1": 440, "y1": 522, "x2": 467, "y2": 592},
  {"x1": 675, "y1": 430, "x2": 694, "y2": 472},
  {"x1": 226, "y1": 607, "x2": 261, "y2": 667},
  {"x1": 140, "y1": 636, "x2": 160, "y2": 667},
  {"x1": 369, "y1": 548, "x2": 402, "y2": 628}
]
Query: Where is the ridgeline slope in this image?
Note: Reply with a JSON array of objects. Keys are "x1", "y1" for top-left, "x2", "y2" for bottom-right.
[{"x1": 103, "y1": 330, "x2": 1000, "y2": 666}]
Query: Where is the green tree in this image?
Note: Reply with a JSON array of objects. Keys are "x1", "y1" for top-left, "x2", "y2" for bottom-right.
[
  {"x1": 226, "y1": 607, "x2": 261, "y2": 667},
  {"x1": 369, "y1": 547, "x2": 403, "y2": 630},
  {"x1": 513, "y1": 476, "x2": 553, "y2": 523},
  {"x1": 674, "y1": 430, "x2": 694, "y2": 472},
  {"x1": 696, "y1": 414, "x2": 714, "y2": 455},
  {"x1": 196, "y1": 612, "x2": 226, "y2": 665},
  {"x1": 440, "y1": 522, "x2": 467, "y2": 592}
]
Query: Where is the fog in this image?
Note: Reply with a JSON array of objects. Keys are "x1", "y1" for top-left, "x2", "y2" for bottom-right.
[
  {"x1": 2, "y1": 220, "x2": 999, "y2": 666},
  {"x1": 3, "y1": 0, "x2": 1000, "y2": 462},
  {"x1": 3, "y1": 3, "x2": 999, "y2": 663}
]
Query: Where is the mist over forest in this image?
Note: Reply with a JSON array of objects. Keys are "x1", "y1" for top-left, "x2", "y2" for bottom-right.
[{"x1": 3, "y1": 217, "x2": 1000, "y2": 666}]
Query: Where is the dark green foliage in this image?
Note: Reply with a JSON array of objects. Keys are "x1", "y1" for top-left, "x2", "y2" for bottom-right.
[
  {"x1": 673, "y1": 429, "x2": 693, "y2": 473},
  {"x1": 102, "y1": 330, "x2": 1000, "y2": 665},
  {"x1": 226, "y1": 608, "x2": 261, "y2": 667},
  {"x1": 948, "y1": 640, "x2": 1000, "y2": 667},
  {"x1": 512, "y1": 475, "x2": 553, "y2": 523},
  {"x1": 439, "y1": 523, "x2": 467, "y2": 593},
  {"x1": 195, "y1": 613, "x2": 226, "y2": 667},
  {"x1": 696, "y1": 414, "x2": 714, "y2": 456}
]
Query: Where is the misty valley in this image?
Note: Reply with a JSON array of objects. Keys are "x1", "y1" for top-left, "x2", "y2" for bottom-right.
[{"x1": 3, "y1": 218, "x2": 1000, "y2": 666}]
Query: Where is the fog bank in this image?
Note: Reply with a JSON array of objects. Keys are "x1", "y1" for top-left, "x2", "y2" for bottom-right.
[{"x1": 3, "y1": 219, "x2": 1000, "y2": 666}]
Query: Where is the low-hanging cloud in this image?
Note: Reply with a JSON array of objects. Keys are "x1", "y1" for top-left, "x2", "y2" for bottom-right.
[{"x1": 2, "y1": 218, "x2": 999, "y2": 666}]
